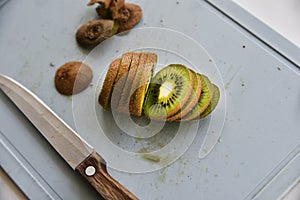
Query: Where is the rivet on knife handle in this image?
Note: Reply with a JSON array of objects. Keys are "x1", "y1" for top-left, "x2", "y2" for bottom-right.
[{"x1": 76, "y1": 151, "x2": 138, "y2": 200}]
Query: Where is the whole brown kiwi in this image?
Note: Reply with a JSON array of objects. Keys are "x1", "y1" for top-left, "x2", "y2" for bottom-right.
[{"x1": 55, "y1": 61, "x2": 93, "y2": 95}]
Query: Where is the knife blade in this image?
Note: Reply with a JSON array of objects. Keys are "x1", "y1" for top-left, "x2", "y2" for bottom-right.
[{"x1": 0, "y1": 74, "x2": 138, "y2": 200}]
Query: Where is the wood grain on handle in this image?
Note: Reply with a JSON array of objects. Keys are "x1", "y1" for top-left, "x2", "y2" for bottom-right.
[{"x1": 76, "y1": 151, "x2": 138, "y2": 200}]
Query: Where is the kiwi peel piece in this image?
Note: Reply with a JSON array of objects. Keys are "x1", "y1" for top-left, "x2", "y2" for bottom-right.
[
  {"x1": 116, "y1": 3, "x2": 142, "y2": 33},
  {"x1": 76, "y1": 19, "x2": 116, "y2": 48},
  {"x1": 143, "y1": 64, "x2": 194, "y2": 120}
]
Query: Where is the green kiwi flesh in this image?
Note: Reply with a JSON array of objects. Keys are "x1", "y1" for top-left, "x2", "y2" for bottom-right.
[
  {"x1": 167, "y1": 69, "x2": 201, "y2": 121},
  {"x1": 180, "y1": 74, "x2": 212, "y2": 121},
  {"x1": 200, "y1": 84, "x2": 220, "y2": 119},
  {"x1": 143, "y1": 64, "x2": 193, "y2": 119}
]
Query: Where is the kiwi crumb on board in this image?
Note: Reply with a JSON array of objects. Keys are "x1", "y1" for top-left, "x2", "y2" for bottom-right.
[
  {"x1": 55, "y1": 61, "x2": 93, "y2": 96},
  {"x1": 76, "y1": 0, "x2": 142, "y2": 48},
  {"x1": 98, "y1": 52, "x2": 220, "y2": 122}
]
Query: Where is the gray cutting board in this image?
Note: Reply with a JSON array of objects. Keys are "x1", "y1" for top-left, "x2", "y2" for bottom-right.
[{"x1": 0, "y1": 0, "x2": 300, "y2": 199}]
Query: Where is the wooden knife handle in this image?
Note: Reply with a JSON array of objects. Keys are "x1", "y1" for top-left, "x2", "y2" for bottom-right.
[{"x1": 76, "y1": 151, "x2": 138, "y2": 200}]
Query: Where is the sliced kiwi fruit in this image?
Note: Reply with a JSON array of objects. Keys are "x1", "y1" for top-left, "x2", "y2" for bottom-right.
[
  {"x1": 111, "y1": 52, "x2": 133, "y2": 109},
  {"x1": 143, "y1": 64, "x2": 194, "y2": 120},
  {"x1": 200, "y1": 84, "x2": 220, "y2": 119},
  {"x1": 167, "y1": 69, "x2": 201, "y2": 121},
  {"x1": 99, "y1": 52, "x2": 220, "y2": 121},
  {"x1": 98, "y1": 58, "x2": 121, "y2": 110},
  {"x1": 180, "y1": 74, "x2": 212, "y2": 121},
  {"x1": 129, "y1": 53, "x2": 157, "y2": 116},
  {"x1": 118, "y1": 52, "x2": 141, "y2": 114}
]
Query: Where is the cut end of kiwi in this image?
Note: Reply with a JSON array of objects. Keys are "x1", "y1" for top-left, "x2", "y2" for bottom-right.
[{"x1": 143, "y1": 64, "x2": 193, "y2": 120}]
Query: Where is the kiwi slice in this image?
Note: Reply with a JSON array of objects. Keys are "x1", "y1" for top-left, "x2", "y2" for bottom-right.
[
  {"x1": 200, "y1": 84, "x2": 220, "y2": 119},
  {"x1": 128, "y1": 53, "x2": 148, "y2": 116},
  {"x1": 167, "y1": 69, "x2": 201, "y2": 121},
  {"x1": 111, "y1": 52, "x2": 133, "y2": 109},
  {"x1": 118, "y1": 52, "x2": 141, "y2": 113},
  {"x1": 144, "y1": 64, "x2": 193, "y2": 120},
  {"x1": 129, "y1": 53, "x2": 157, "y2": 116},
  {"x1": 98, "y1": 58, "x2": 121, "y2": 110},
  {"x1": 180, "y1": 74, "x2": 212, "y2": 121}
]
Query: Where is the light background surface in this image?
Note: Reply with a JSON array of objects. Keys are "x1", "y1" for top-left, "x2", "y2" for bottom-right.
[{"x1": 234, "y1": 0, "x2": 300, "y2": 48}]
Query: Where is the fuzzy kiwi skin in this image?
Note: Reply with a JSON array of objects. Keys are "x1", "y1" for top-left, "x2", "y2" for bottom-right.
[
  {"x1": 117, "y1": 52, "x2": 141, "y2": 114},
  {"x1": 130, "y1": 53, "x2": 156, "y2": 116},
  {"x1": 55, "y1": 61, "x2": 93, "y2": 96},
  {"x1": 98, "y1": 58, "x2": 121, "y2": 110},
  {"x1": 128, "y1": 53, "x2": 149, "y2": 116},
  {"x1": 110, "y1": 52, "x2": 133, "y2": 109},
  {"x1": 116, "y1": 3, "x2": 142, "y2": 33},
  {"x1": 143, "y1": 64, "x2": 194, "y2": 120},
  {"x1": 76, "y1": 19, "x2": 118, "y2": 48}
]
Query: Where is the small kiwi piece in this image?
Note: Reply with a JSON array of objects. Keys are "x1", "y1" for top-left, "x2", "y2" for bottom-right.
[
  {"x1": 95, "y1": 4, "x2": 113, "y2": 20},
  {"x1": 180, "y1": 74, "x2": 212, "y2": 121},
  {"x1": 110, "y1": 0, "x2": 125, "y2": 19},
  {"x1": 118, "y1": 52, "x2": 141, "y2": 114},
  {"x1": 200, "y1": 84, "x2": 220, "y2": 119},
  {"x1": 143, "y1": 64, "x2": 194, "y2": 120},
  {"x1": 167, "y1": 69, "x2": 201, "y2": 121},
  {"x1": 98, "y1": 58, "x2": 121, "y2": 110},
  {"x1": 115, "y1": 3, "x2": 142, "y2": 33},
  {"x1": 94, "y1": 0, "x2": 125, "y2": 19},
  {"x1": 111, "y1": 52, "x2": 133, "y2": 109},
  {"x1": 76, "y1": 19, "x2": 118, "y2": 48},
  {"x1": 129, "y1": 53, "x2": 157, "y2": 116}
]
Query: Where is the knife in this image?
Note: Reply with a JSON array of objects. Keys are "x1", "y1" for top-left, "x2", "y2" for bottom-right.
[{"x1": 0, "y1": 74, "x2": 138, "y2": 200}]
